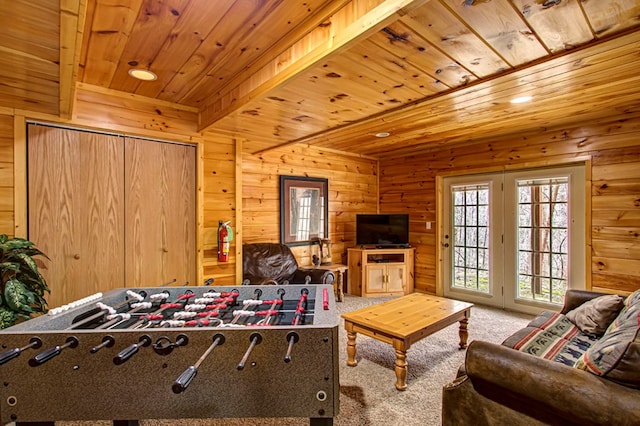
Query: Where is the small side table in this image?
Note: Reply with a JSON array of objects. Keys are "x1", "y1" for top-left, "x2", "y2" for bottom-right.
[{"x1": 316, "y1": 263, "x2": 348, "y2": 302}]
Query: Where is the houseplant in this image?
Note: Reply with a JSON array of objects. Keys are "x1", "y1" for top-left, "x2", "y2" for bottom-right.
[{"x1": 0, "y1": 234, "x2": 50, "y2": 329}]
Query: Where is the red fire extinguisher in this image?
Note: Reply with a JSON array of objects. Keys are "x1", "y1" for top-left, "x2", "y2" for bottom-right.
[{"x1": 217, "y1": 220, "x2": 233, "y2": 262}]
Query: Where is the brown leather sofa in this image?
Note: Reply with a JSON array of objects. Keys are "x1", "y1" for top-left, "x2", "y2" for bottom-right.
[
  {"x1": 442, "y1": 289, "x2": 640, "y2": 426},
  {"x1": 242, "y1": 243, "x2": 335, "y2": 285}
]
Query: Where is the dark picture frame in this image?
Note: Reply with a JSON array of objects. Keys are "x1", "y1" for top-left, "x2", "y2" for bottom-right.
[{"x1": 280, "y1": 175, "x2": 328, "y2": 246}]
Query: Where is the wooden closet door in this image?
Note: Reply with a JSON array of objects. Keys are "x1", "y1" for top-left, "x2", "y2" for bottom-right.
[
  {"x1": 28, "y1": 125, "x2": 125, "y2": 308},
  {"x1": 124, "y1": 137, "x2": 196, "y2": 287}
]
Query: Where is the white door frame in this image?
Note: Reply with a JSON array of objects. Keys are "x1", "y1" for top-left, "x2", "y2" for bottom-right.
[{"x1": 437, "y1": 162, "x2": 588, "y2": 314}]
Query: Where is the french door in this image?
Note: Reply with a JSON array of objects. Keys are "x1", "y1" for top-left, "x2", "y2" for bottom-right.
[{"x1": 442, "y1": 165, "x2": 585, "y2": 314}]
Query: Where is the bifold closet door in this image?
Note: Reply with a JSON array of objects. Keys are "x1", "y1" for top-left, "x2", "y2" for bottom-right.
[
  {"x1": 124, "y1": 137, "x2": 196, "y2": 287},
  {"x1": 28, "y1": 125, "x2": 125, "y2": 308}
]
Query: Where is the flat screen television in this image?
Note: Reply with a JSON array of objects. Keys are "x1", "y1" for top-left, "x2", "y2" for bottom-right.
[{"x1": 356, "y1": 214, "x2": 410, "y2": 248}]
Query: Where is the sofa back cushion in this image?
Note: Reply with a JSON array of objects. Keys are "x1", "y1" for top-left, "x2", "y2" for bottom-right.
[
  {"x1": 565, "y1": 294, "x2": 625, "y2": 336},
  {"x1": 574, "y1": 289, "x2": 640, "y2": 388},
  {"x1": 242, "y1": 243, "x2": 299, "y2": 283}
]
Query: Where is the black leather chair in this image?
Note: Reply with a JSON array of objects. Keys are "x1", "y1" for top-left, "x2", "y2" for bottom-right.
[{"x1": 242, "y1": 243, "x2": 335, "y2": 285}]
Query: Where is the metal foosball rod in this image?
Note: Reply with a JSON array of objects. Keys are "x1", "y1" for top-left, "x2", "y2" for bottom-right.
[
  {"x1": 260, "y1": 288, "x2": 285, "y2": 325},
  {"x1": 67, "y1": 289, "x2": 148, "y2": 330},
  {"x1": 90, "y1": 335, "x2": 115, "y2": 353},
  {"x1": 0, "y1": 337, "x2": 42, "y2": 366},
  {"x1": 291, "y1": 288, "x2": 309, "y2": 326},
  {"x1": 158, "y1": 289, "x2": 239, "y2": 328},
  {"x1": 228, "y1": 288, "x2": 263, "y2": 326},
  {"x1": 93, "y1": 291, "x2": 164, "y2": 330},
  {"x1": 284, "y1": 331, "x2": 299, "y2": 363},
  {"x1": 127, "y1": 287, "x2": 195, "y2": 329},
  {"x1": 172, "y1": 333, "x2": 225, "y2": 394},
  {"x1": 237, "y1": 332, "x2": 263, "y2": 370}
]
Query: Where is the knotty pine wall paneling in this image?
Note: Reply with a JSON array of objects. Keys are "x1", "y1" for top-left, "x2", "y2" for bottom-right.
[
  {"x1": 201, "y1": 132, "x2": 237, "y2": 285},
  {"x1": 379, "y1": 113, "x2": 640, "y2": 296},
  {"x1": 0, "y1": 115, "x2": 13, "y2": 236},
  {"x1": 242, "y1": 145, "x2": 378, "y2": 267}
]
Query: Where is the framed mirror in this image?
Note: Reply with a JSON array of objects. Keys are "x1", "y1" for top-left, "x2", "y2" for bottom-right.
[{"x1": 280, "y1": 175, "x2": 328, "y2": 246}]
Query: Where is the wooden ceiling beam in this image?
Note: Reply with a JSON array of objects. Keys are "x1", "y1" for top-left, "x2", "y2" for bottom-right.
[
  {"x1": 59, "y1": 0, "x2": 88, "y2": 119},
  {"x1": 198, "y1": 0, "x2": 433, "y2": 132}
]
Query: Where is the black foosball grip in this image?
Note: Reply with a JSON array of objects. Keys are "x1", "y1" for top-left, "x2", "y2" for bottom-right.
[
  {"x1": 0, "y1": 348, "x2": 20, "y2": 365},
  {"x1": 113, "y1": 343, "x2": 140, "y2": 365},
  {"x1": 29, "y1": 346, "x2": 62, "y2": 366},
  {"x1": 1, "y1": 337, "x2": 43, "y2": 365},
  {"x1": 173, "y1": 366, "x2": 198, "y2": 394}
]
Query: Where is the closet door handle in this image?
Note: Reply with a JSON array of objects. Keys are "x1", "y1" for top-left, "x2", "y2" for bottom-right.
[{"x1": 73, "y1": 254, "x2": 80, "y2": 260}]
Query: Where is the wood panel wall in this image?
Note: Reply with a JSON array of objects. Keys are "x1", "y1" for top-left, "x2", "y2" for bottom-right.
[
  {"x1": 241, "y1": 145, "x2": 378, "y2": 267},
  {"x1": 201, "y1": 132, "x2": 237, "y2": 285},
  {"x1": 379, "y1": 112, "x2": 640, "y2": 296},
  {"x1": 0, "y1": 115, "x2": 13, "y2": 236},
  {"x1": 3, "y1": 84, "x2": 638, "y2": 301}
]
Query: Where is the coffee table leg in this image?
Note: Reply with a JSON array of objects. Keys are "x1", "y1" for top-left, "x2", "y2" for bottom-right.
[
  {"x1": 394, "y1": 349, "x2": 407, "y2": 391},
  {"x1": 458, "y1": 318, "x2": 469, "y2": 349},
  {"x1": 346, "y1": 330, "x2": 358, "y2": 366}
]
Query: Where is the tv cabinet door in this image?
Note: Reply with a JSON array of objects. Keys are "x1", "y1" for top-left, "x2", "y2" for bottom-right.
[
  {"x1": 386, "y1": 264, "x2": 406, "y2": 293},
  {"x1": 366, "y1": 265, "x2": 387, "y2": 293}
]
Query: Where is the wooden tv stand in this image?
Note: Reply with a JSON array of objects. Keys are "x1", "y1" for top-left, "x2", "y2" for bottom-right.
[{"x1": 347, "y1": 247, "x2": 415, "y2": 297}]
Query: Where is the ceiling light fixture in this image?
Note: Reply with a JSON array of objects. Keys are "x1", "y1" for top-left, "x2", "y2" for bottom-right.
[
  {"x1": 375, "y1": 132, "x2": 391, "y2": 138},
  {"x1": 510, "y1": 95, "x2": 532, "y2": 104},
  {"x1": 128, "y1": 69, "x2": 157, "y2": 81}
]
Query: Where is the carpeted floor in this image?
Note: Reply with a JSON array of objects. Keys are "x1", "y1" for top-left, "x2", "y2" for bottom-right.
[{"x1": 55, "y1": 294, "x2": 534, "y2": 426}]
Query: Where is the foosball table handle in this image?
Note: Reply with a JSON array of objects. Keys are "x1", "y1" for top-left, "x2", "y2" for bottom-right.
[
  {"x1": 173, "y1": 366, "x2": 197, "y2": 394},
  {"x1": 29, "y1": 336, "x2": 78, "y2": 367},
  {"x1": 172, "y1": 334, "x2": 225, "y2": 394},
  {"x1": 113, "y1": 335, "x2": 151, "y2": 365},
  {"x1": 0, "y1": 347, "x2": 21, "y2": 365}
]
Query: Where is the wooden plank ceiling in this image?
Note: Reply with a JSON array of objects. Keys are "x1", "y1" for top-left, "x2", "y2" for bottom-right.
[{"x1": 1, "y1": 0, "x2": 639, "y2": 157}]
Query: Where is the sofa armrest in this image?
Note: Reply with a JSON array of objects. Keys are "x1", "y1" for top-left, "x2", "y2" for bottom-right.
[
  {"x1": 561, "y1": 289, "x2": 612, "y2": 314},
  {"x1": 463, "y1": 340, "x2": 640, "y2": 425},
  {"x1": 291, "y1": 268, "x2": 335, "y2": 285}
]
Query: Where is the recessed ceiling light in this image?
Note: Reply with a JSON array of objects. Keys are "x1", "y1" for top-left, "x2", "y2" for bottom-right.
[
  {"x1": 510, "y1": 96, "x2": 532, "y2": 104},
  {"x1": 128, "y1": 69, "x2": 157, "y2": 81},
  {"x1": 375, "y1": 132, "x2": 391, "y2": 138}
]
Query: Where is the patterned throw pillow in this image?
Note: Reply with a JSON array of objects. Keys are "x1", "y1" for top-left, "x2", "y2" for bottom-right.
[
  {"x1": 502, "y1": 311, "x2": 598, "y2": 367},
  {"x1": 574, "y1": 290, "x2": 640, "y2": 388},
  {"x1": 566, "y1": 294, "x2": 625, "y2": 336}
]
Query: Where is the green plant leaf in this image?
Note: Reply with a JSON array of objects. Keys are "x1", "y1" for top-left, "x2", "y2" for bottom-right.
[
  {"x1": 0, "y1": 261, "x2": 20, "y2": 273},
  {"x1": 0, "y1": 236, "x2": 33, "y2": 252},
  {"x1": 0, "y1": 235, "x2": 49, "y2": 321},
  {"x1": 15, "y1": 252, "x2": 46, "y2": 280},
  {"x1": 4, "y1": 279, "x2": 38, "y2": 314},
  {"x1": 0, "y1": 307, "x2": 17, "y2": 329}
]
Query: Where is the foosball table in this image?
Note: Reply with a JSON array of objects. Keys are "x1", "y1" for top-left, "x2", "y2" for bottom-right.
[{"x1": 0, "y1": 284, "x2": 339, "y2": 426}]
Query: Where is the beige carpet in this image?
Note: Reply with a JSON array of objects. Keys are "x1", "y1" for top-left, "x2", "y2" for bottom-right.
[{"x1": 55, "y1": 294, "x2": 533, "y2": 426}]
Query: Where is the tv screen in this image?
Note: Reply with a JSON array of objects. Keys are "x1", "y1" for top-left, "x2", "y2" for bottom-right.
[{"x1": 356, "y1": 214, "x2": 410, "y2": 248}]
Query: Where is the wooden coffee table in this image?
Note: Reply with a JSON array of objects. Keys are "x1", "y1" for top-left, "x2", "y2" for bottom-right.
[{"x1": 341, "y1": 292, "x2": 473, "y2": 390}]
